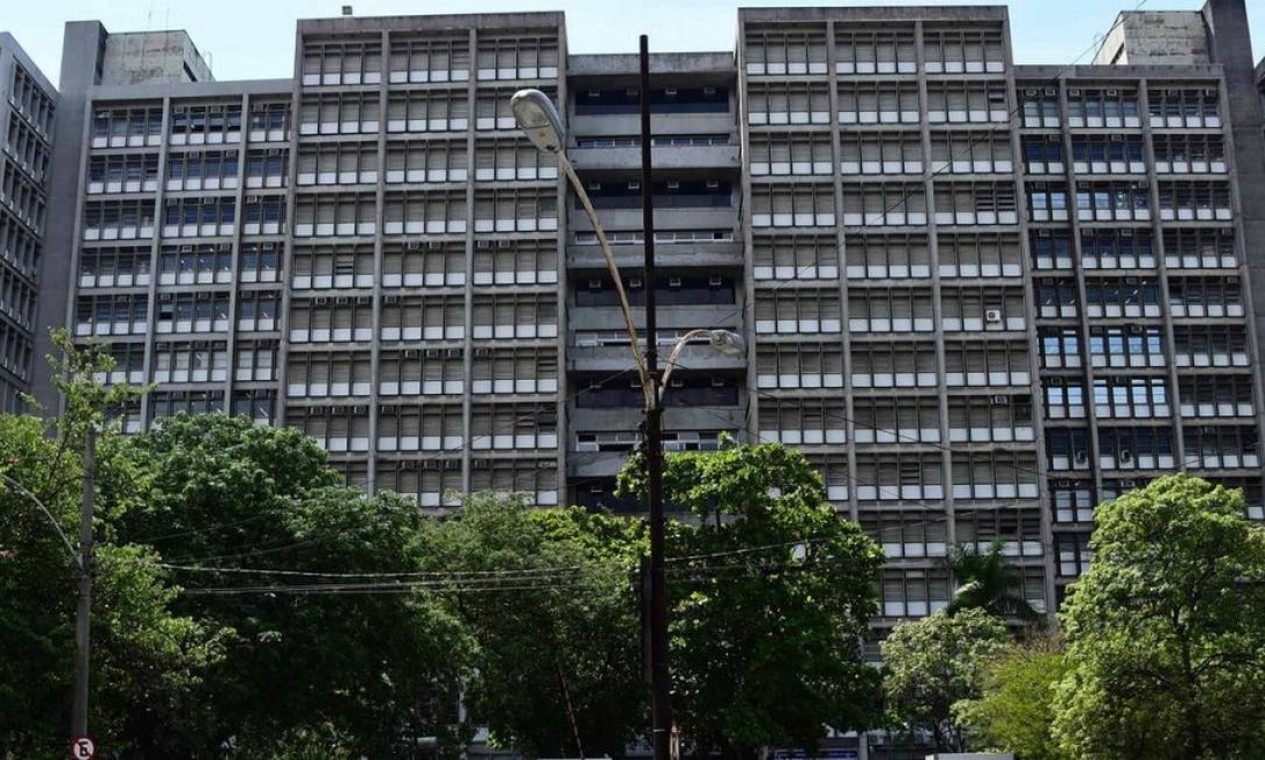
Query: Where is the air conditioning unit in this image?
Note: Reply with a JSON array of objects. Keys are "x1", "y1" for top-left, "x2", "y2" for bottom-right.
[
  {"x1": 427, "y1": 241, "x2": 444, "y2": 250},
  {"x1": 1119, "y1": 479, "x2": 1137, "y2": 488},
  {"x1": 1074, "y1": 450, "x2": 1089, "y2": 465},
  {"x1": 1129, "y1": 324, "x2": 1144, "y2": 334},
  {"x1": 1057, "y1": 479, "x2": 1073, "y2": 488},
  {"x1": 403, "y1": 349, "x2": 419, "y2": 358},
  {"x1": 246, "y1": 195, "x2": 261, "y2": 203},
  {"x1": 334, "y1": 296, "x2": 350, "y2": 305},
  {"x1": 1106, "y1": 88, "x2": 1119, "y2": 97},
  {"x1": 219, "y1": 243, "x2": 233, "y2": 252},
  {"x1": 984, "y1": 309, "x2": 1003, "y2": 323},
  {"x1": 179, "y1": 245, "x2": 194, "y2": 253},
  {"x1": 476, "y1": 240, "x2": 491, "y2": 249},
  {"x1": 406, "y1": 241, "x2": 421, "y2": 250},
  {"x1": 706, "y1": 179, "x2": 720, "y2": 188},
  {"x1": 474, "y1": 347, "x2": 490, "y2": 357},
  {"x1": 1024, "y1": 88, "x2": 1038, "y2": 97},
  {"x1": 445, "y1": 348, "x2": 462, "y2": 358},
  {"x1": 1043, "y1": 88, "x2": 1057, "y2": 97},
  {"x1": 1036, "y1": 229, "x2": 1051, "y2": 238},
  {"x1": 587, "y1": 278, "x2": 603, "y2": 289},
  {"x1": 628, "y1": 277, "x2": 644, "y2": 289},
  {"x1": 1068, "y1": 88, "x2": 1081, "y2": 97},
  {"x1": 1110, "y1": 134, "x2": 1124, "y2": 142},
  {"x1": 669, "y1": 377, "x2": 685, "y2": 388},
  {"x1": 991, "y1": 395, "x2": 1009, "y2": 405},
  {"x1": 424, "y1": 348, "x2": 440, "y2": 358},
  {"x1": 628, "y1": 181, "x2": 640, "y2": 191},
  {"x1": 399, "y1": 460, "x2": 420, "y2": 471},
  {"x1": 709, "y1": 275, "x2": 723, "y2": 287},
  {"x1": 710, "y1": 377, "x2": 725, "y2": 387},
  {"x1": 667, "y1": 181, "x2": 680, "y2": 190},
  {"x1": 665, "y1": 87, "x2": 678, "y2": 96},
  {"x1": 668, "y1": 277, "x2": 683, "y2": 288},
  {"x1": 1118, "y1": 449, "x2": 1134, "y2": 464},
  {"x1": 422, "y1": 460, "x2": 442, "y2": 470},
  {"x1": 473, "y1": 459, "x2": 488, "y2": 468},
  {"x1": 443, "y1": 459, "x2": 460, "y2": 470},
  {"x1": 314, "y1": 296, "x2": 330, "y2": 305},
  {"x1": 497, "y1": 240, "x2": 513, "y2": 249},
  {"x1": 384, "y1": 294, "x2": 400, "y2": 304}
]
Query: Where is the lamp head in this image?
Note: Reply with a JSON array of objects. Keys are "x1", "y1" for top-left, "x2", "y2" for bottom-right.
[
  {"x1": 511, "y1": 88, "x2": 565, "y2": 154},
  {"x1": 707, "y1": 329, "x2": 746, "y2": 356}
]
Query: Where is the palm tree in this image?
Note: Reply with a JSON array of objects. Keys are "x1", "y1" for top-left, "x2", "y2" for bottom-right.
[{"x1": 946, "y1": 540, "x2": 1039, "y2": 622}]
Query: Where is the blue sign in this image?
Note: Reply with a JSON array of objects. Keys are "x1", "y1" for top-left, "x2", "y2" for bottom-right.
[{"x1": 771, "y1": 750, "x2": 858, "y2": 760}]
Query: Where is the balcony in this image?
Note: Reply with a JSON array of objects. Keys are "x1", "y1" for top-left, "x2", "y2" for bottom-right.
[
  {"x1": 567, "y1": 239, "x2": 742, "y2": 270},
  {"x1": 569, "y1": 341, "x2": 746, "y2": 374},
  {"x1": 569, "y1": 304, "x2": 739, "y2": 333},
  {"x1": 569, "y1": 142, "x2": 739, "y2": 172}
]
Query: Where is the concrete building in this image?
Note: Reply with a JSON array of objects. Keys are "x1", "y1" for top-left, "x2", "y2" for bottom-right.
[
  {"x1": 0, "y1": 34, "x2": 55, "y2": 412},
  {"x1": 31, "y1": 0, "x2": 1265, "y2": 629}
]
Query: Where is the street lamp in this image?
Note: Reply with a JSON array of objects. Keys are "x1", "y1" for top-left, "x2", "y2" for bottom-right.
[
  {"x1": 513, "y1": 69, "x2": 745, "y2": 760},
  {"x1": 511, "y1": 88, "x2": 652, "y2": 407},
  {"x1": 0, "y1": 427, "x2": 96, "y2": 745}
]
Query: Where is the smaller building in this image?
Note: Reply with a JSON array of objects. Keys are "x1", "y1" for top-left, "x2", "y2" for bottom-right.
[{"x1": 0, "y1": 33, "x2": 55, "y2": 412}]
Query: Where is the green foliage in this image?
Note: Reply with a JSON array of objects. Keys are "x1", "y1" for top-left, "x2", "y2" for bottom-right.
[
  {"x1": 620, "y1": 442, "x2": 885, "y2": 756},
  {"x1": 947, "y1": 540, "x2": 1038, "y2": 622},
  {"x1": 118, "y1": 414, "x2": 477, "y2": 757},
  {"x1": 1053, "y1": 475, "x2": 1265, "y2": 760},
  {"x1": 1, "y1": 335, "x2": 223, "y2": 758},
  {"x1": 954, "y1": 636, "x2": 1069, "y2": 760},
  {"x1": 430, "y1": 492, "x2": 646, "y2": 759},
  {"x1": 881, "y1": 608, "x2": 1010, "y2": 751}
]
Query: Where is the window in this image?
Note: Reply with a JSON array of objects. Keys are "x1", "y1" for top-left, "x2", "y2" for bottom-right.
[
  {"x1": 744, "y1": 28, "x2": 828, "y2": 75},
  {"x1": 388, "y1": 36, "x2": 470, "y2": 83},
  {"x1": 835, "y1": 29, "x2": 916, "y2": 75},
  {"x1": 301, "y1": 39, "x2": 384, "y2": 87}
]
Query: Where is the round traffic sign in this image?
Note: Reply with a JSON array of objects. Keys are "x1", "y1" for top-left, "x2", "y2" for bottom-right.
[{"x1": 71, "y1": 736, "x2": 95, "y2": 759}]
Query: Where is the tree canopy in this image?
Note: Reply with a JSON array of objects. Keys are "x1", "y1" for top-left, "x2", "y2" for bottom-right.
[
  {"x1": 954, "y1": 635, "x2": 1069, "y2": 760},
  {"x1": 946, "y1": 540, "x2": 1039, "y2": 622},
  {"x1": 116, "y1": 414, "x2": 478, "y2": 757},
  {"x1": 427, "y1": 492, "x2": 646, "y2": 759},
  {"x1": 1053, "y1": 474, "x2": 1265, "y2": 760},
  {"x1": 620, "y1": 441, "x2": 885, "y2": 757},
  {"x1": 881, "y1": 607, "x2": 1010, "y2": 752}
]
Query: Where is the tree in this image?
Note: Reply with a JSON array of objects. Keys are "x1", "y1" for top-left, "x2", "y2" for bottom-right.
[
  {"x1": 0, "y1": 334, "x2": 226, "y2": 758},
  {"x1": 428, "y1": 492, "x2": 646, "y2": 759},
  {"x1": 116, "y1": 414, "x2": 478, "y2": 757},
  {"x1": 1052, "y1": 474, "x2": 1265, "y2": 760},
  {"x1": 946, "y1": 540, "x2": 1039, "y2": 622},
  {"x1": 953, "y1": 636, "x2": 1069, "y2": 760},
  {"x1": 618, "y1": 442, "x2": 885, "y2": 757},
  {"x1": 881, "y1": 608, "x2": 1010, "y2": 752}
]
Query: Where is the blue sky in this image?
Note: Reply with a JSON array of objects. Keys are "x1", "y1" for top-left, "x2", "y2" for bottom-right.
[{"x1": 3, "y1": 0, "x2": 1261, "y2": 85}]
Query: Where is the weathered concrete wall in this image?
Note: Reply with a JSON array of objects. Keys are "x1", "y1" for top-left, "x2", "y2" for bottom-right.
[
  {"x1": 101, "y1": 30, "x2": 214, "y2": 85},
  {"x1": 1093, "y1": 11, "x2": 1211, "y2": 65}
]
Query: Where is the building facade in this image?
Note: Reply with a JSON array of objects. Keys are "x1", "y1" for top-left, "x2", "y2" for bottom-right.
[
  {"x1": 32, "y1": 0, "x2": 1265, "y2": 624},
  {"x1": 0, "y1": 34, "x2": 55, "y2": 412}
]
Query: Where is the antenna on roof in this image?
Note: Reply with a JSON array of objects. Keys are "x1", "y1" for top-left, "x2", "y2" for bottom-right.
[{"x1": 342, "y1": 5, "x2": 354, "y2": 15}]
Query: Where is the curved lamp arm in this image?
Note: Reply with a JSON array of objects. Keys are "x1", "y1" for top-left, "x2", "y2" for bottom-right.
[{"x1": 1, "y1": 472, "x2": 82, "y2": 572}]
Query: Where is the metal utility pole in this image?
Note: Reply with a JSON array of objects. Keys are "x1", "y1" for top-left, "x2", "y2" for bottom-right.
[
  {"x1": 638, "y1": 33, "x2": 673, "y2": 760},
  {"x1": 71, "y1": 427, "x2": 95, "y2": 739}
]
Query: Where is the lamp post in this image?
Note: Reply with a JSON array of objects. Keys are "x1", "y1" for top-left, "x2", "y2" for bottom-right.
[
  {"x1": 0, "y1": 426, "x2": 95, "y2": 744},
  {"x1": 513, "y1": 67, "x2": 743, "y2": 760}
]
